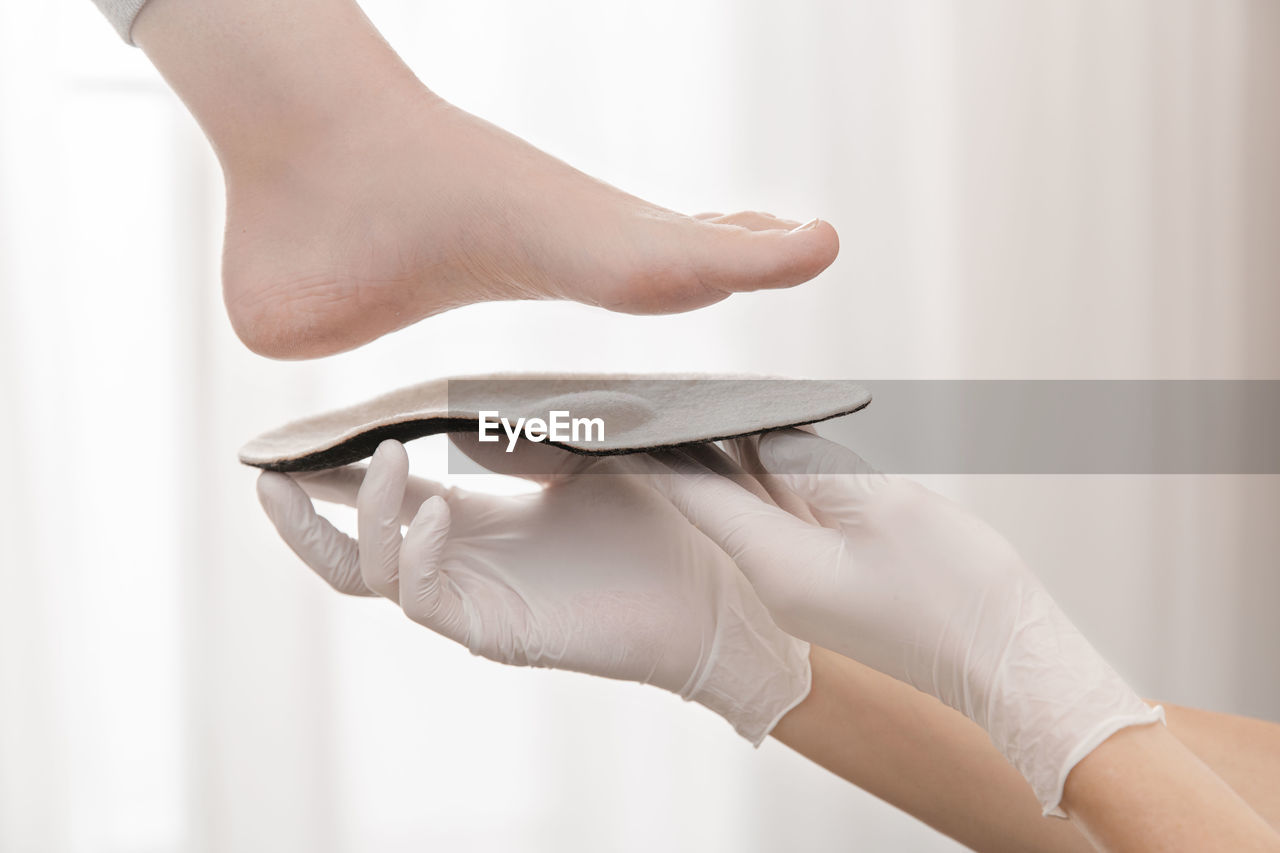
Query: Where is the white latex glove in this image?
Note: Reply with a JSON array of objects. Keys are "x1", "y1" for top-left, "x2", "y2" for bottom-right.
[
  {"x1": 650, "y1": 429, "x2": 1164, "y2": 815},
  {"x1": 255, "y1": 439, "x2": 811, "y2": 746}
]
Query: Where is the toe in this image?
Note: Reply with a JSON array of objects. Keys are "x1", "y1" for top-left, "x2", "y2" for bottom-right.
[
  {"x1": 703, "y1": 211, "x2": 804, "y2": 231},
  {"x1": 690, "y1": 217, "x2": 840, "y2": 295},
  {"x1": 569, "y1": 209, "x2": 839, "y2": 315}
]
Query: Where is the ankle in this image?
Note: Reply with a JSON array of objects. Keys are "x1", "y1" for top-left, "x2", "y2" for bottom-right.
[{"x1": 135, "y1": 0, "x2": 426, "y2": 175}]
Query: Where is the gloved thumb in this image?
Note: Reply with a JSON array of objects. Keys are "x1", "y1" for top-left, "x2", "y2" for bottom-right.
[
  {"x1": 398, "y1": 496, "x2": 466, "y2": 641},
  {"x1": 358, "y1": 441, "x2": 410, "y2": 601}
]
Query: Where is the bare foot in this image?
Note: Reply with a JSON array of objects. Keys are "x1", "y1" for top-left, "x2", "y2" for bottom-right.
[
  {"x1": 135, "y1": 0, "x2": 838, "y2": 359},
  {"x1": 221, "y1": 94, "x2": 838, "y2": 358}
]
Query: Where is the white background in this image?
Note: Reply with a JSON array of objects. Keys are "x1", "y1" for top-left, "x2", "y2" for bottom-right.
[{"x1": 1, "y1": 1, "x2": 1277, "y2": 850}]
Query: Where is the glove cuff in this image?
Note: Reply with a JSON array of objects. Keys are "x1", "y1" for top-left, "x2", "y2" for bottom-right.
[
  {"x1": 684, "y1": 591, "x2": 813, "y2": 746},
  {"x1": 1038, "y1": 702, "x2": 1165, "y2": 817},
  {"x1": 981, "y1": 585, "x2": 1166, "y2": 817}
]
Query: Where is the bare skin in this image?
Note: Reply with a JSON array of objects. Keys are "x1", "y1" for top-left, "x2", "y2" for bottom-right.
[
  {"x1": 773, "y1": 646, "x2": 1280, "y2": 853},
  {"x1": 1061, "y1": 724, "x2": 1280, "y2": 853},
  {"x1": 131, "y1": 0, "x2": 840, "y2": 359}
]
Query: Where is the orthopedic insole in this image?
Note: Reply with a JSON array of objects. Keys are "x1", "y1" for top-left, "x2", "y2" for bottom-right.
[{"x1": 239, "y1": 373, "x2": 871, "y2": 472}]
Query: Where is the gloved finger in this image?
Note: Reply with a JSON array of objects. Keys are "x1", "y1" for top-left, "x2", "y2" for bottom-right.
[
  {"x1": 646, "y1": 461, "x2": 832, "y2": 594},
  {"x1": 398, "y1": 496, "x2": 467, "y2": 643},
  {"x1": 358, "y1": 441, "x2": 409, "y2": 602},
  {"x1": 676, "y1": 442, "x2": 778, "y2": 506},
  {"x1": 756, "y1": 429, "x2": 888, "y2": 524},
  {"x1": 257, "y1": 471, "x2": 373, "y2": 597},
  {"x1": 722, "y1": 435, "x2": 820, "y2": 525},
  {"x1": 296, "y1": 465, "x2": 454, "y2": 527}
]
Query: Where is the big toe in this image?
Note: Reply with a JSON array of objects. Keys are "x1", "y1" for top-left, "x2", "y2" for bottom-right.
[{"x1": 690, "y1": 216, "x2": 840, "y2": 296}]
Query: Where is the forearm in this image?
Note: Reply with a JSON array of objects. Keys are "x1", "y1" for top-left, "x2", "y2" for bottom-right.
[
  {"x1": 771, "y1": 646, "x2": 1094, "y2": 853},
  {"x1": 1061, "y1": 722, "x2": 1280, "y2": 852},
  {"x1": 1163, "y1": 703, "x2": 1280, "y2": 831},
  {"x1": 772, "y1": 647, "x2": 1280, "y2": 853},
  {"x1": 131, "y1": 0, "x2": 423, "y2": 169}
]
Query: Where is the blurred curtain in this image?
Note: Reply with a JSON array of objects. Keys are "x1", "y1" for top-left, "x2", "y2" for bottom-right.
[{"x1": 1, "y1": 1, "x2": 1276, "y2": 850}]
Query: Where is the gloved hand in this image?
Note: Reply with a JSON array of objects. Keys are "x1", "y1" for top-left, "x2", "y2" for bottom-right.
[
  {"x1": 650, "y1": 429, "x2": 1164, "y2": 815},
  {"x1": 255, "y1": 438, "x2": 811, "y2": 746}
]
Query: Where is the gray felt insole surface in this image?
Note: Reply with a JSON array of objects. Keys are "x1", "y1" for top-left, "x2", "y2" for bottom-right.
[{"x1": 239, "y1": 373, "x2": 871, "y2": 472}]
